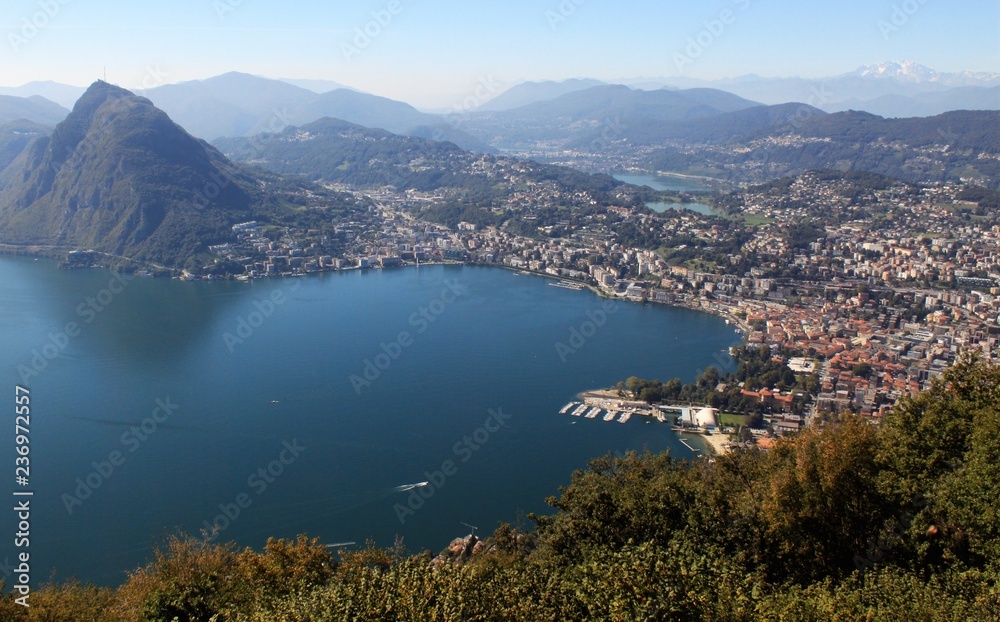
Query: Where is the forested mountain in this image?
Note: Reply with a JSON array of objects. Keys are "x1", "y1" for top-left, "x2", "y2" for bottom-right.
[
  {"x1": 214, "y1": 116, "x2": 630, "y2": 197},
  {"x1": 0, "y1": 82, "x2": 361, "y2": 269},
  {"x1": 0, "y1": 120, "x2": 49, "y2": 173},
  {"x1": 566, "y1": 102, "x2": 828, "y2": 147},
  {"x1": 632, "y1": 109, "x2": 1000, "y2": 187}
]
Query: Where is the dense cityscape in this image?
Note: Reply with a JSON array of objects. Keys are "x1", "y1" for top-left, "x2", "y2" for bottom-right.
[{"x1": 197, "y1": 163, "x2": 1000, "y2": 434}]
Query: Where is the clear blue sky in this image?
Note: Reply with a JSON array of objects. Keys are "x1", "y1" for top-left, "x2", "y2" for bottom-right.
[{"x1": 2, "y1": 0, "x2": 998, "y2": 108}]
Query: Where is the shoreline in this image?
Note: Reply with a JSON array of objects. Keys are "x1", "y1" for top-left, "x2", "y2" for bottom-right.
[
  {"x1": 699, "y1": 431, "x2": 732, "y2": 456},
  {"x1": 4, "y1": 251, "x2": 749, "y2": 340},
  {"x1": 577, "y1": 389, "x2": 734, "y2": 457}
]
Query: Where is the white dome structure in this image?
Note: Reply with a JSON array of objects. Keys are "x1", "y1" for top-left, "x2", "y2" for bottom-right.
[{"x1": 694, "y1": 407, "x2": 717, "y2": 428}]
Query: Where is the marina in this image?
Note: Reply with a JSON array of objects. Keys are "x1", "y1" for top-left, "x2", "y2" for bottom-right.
[
  {"x1": 548, "y1": 280, "x2": 585, "y2": 291},
  {"x1": 554, "y1": 390, "x2": 733, "y2": 457}
]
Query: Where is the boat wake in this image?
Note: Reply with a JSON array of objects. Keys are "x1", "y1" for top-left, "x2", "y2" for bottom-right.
[{"x1": 392, "y1": 481, "x2": 429, "y2": 493}]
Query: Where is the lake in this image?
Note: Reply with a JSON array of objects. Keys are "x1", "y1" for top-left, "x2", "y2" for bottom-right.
[
  {"x1": 0, "y1": 257, "x2": 739, "y2": 585},
  {"x1": 614, "y1": 173, "x2": 716, "y2": 215}
]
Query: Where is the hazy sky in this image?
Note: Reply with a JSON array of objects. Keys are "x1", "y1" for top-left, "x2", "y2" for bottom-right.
[{"x1": 3, "y1": 0, "x2": 998, "y2": 108}]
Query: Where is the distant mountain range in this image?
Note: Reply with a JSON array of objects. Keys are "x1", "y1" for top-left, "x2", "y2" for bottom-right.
[
  {"x1": 613, "y1": 62, "x2": 1000, "y2": 119},
  {"x1": 0, "y1": 81, "x2": 86, "y2": 110},
  {"x1": 1, "y1": 61, "x2": 994, "y2": 152},
  {"x1": 140, "y1": 73, "x2": 494, "y2": 153},
  {"x1": 0, "y1": 74, "x2": 493, "y2": 153},
  {"x1": 460, "y1": 84, "x2": 760, "y2": 149},
  {"x1": 473, "y1": 62, "x2": 999, "y2": 119},
  {"x1": 0, "y1": 94, "x2": 68, "y2": 126},
  {"x1": 0, "y1": 82, "x2": 360, "y2": 268},
  {"x1": 475, "y1": 79, "x2": 607, "y2": 112}
]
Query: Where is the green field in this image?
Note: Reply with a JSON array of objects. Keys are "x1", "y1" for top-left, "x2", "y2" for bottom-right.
[
  {"x1": 740, "y1": 214, "x2": 774, "y2": 226},
  {"x1": 718, "y1": 413, "x2": 749, "y2": 427}
]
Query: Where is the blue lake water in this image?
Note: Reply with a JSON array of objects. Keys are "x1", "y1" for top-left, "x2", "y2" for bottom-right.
[
  {"x1": 613, "y1": 173, "x2": 716, "y2": 215},
  {"x1": 613, "y1": 172, "x2": 712, "y2": 192},
  {"x1": 0, "y1": 257, "x2": 739, "y2": 585}
]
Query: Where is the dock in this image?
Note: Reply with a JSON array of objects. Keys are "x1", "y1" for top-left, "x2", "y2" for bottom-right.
[
  {"x1": 678, "y1": 438, "x2": 700, "y2": 453},
  {"x1": 548, "y1": 280, "x2": 585, "y2": 291}
]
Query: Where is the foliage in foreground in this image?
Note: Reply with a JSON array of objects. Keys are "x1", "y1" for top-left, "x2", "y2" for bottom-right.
[{"x1": 3, "y1": 356, "x2": 1000, "y2": 621}]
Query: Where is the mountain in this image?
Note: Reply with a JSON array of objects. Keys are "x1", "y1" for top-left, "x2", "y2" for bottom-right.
[
  {"x1": 214, "y1": 117, "x2": 467, "y2": 189},
  {"x1": 0, "y1": 94, "x2": 69, "y2": 126},
  {"x1": 635, "y1": 110, "x2": 1000, "y2": 187},
  {"x1": 567, "y1": 102, "x2": 827, "y2": 148},
  {"x1": 0, "y1": 81, "x2": 356, "y2": 268},
  {"x1": 145, "y1": 72, "x2": 317, "y2": 140},
  {"x1": 143, "y1": 72, "x2": 491, "y2": 153},
  {"x1": 290, "y1": 88, "x2": 492, "y2": 152},
  {"x1": 501, "y1": 85, "x2": 756, "y2": 121},
  {"x1": 276, "y1": 78, "x2": 357, "y2": 93},
  {"x1": 476, "y1": 78, "x2": 607, "y2": 111},
  {"x1": 827, "y1": 86, "x2": 1000, "y2": 118},
  {"x1": 0, "y1": 81, "x2": 87, "y2": 110},
  {"x1": 212, "y1": 117, "x2": 642, "y2": 213},
  {"x1": 851, "y1": 61, "x2": 1000, "y2": 87},
  {"x1": 462, "y1": 85, "x2": 760, "y2": 148},
  {"x1": 0, "y1": 120, "x2": 49, "y2": 173},
  {"x1": 620, "y1": 62, "x2": 1000, "y2": 118}
]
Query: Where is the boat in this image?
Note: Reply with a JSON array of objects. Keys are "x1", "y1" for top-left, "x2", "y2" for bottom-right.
[
  {"x1": 618, "y1": 411, "x2": 632, "y2": 424},
  {"x1": 585, "y1": 407, "x2": 601, "y2": 418},
  {"x1": 571, "y1": 404, "x2": 588, "y2": 416},
  {"x1": 559, "y1": 402, "x2": 578, "y2": 414},
  {"x1": 603, "y1": 410, "x2": 617, "y2": 422}
]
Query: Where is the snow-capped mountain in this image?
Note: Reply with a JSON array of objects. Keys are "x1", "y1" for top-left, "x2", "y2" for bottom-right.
[{"x1": 852, "y1": 61, "x2": 1000, "y2": 87}]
